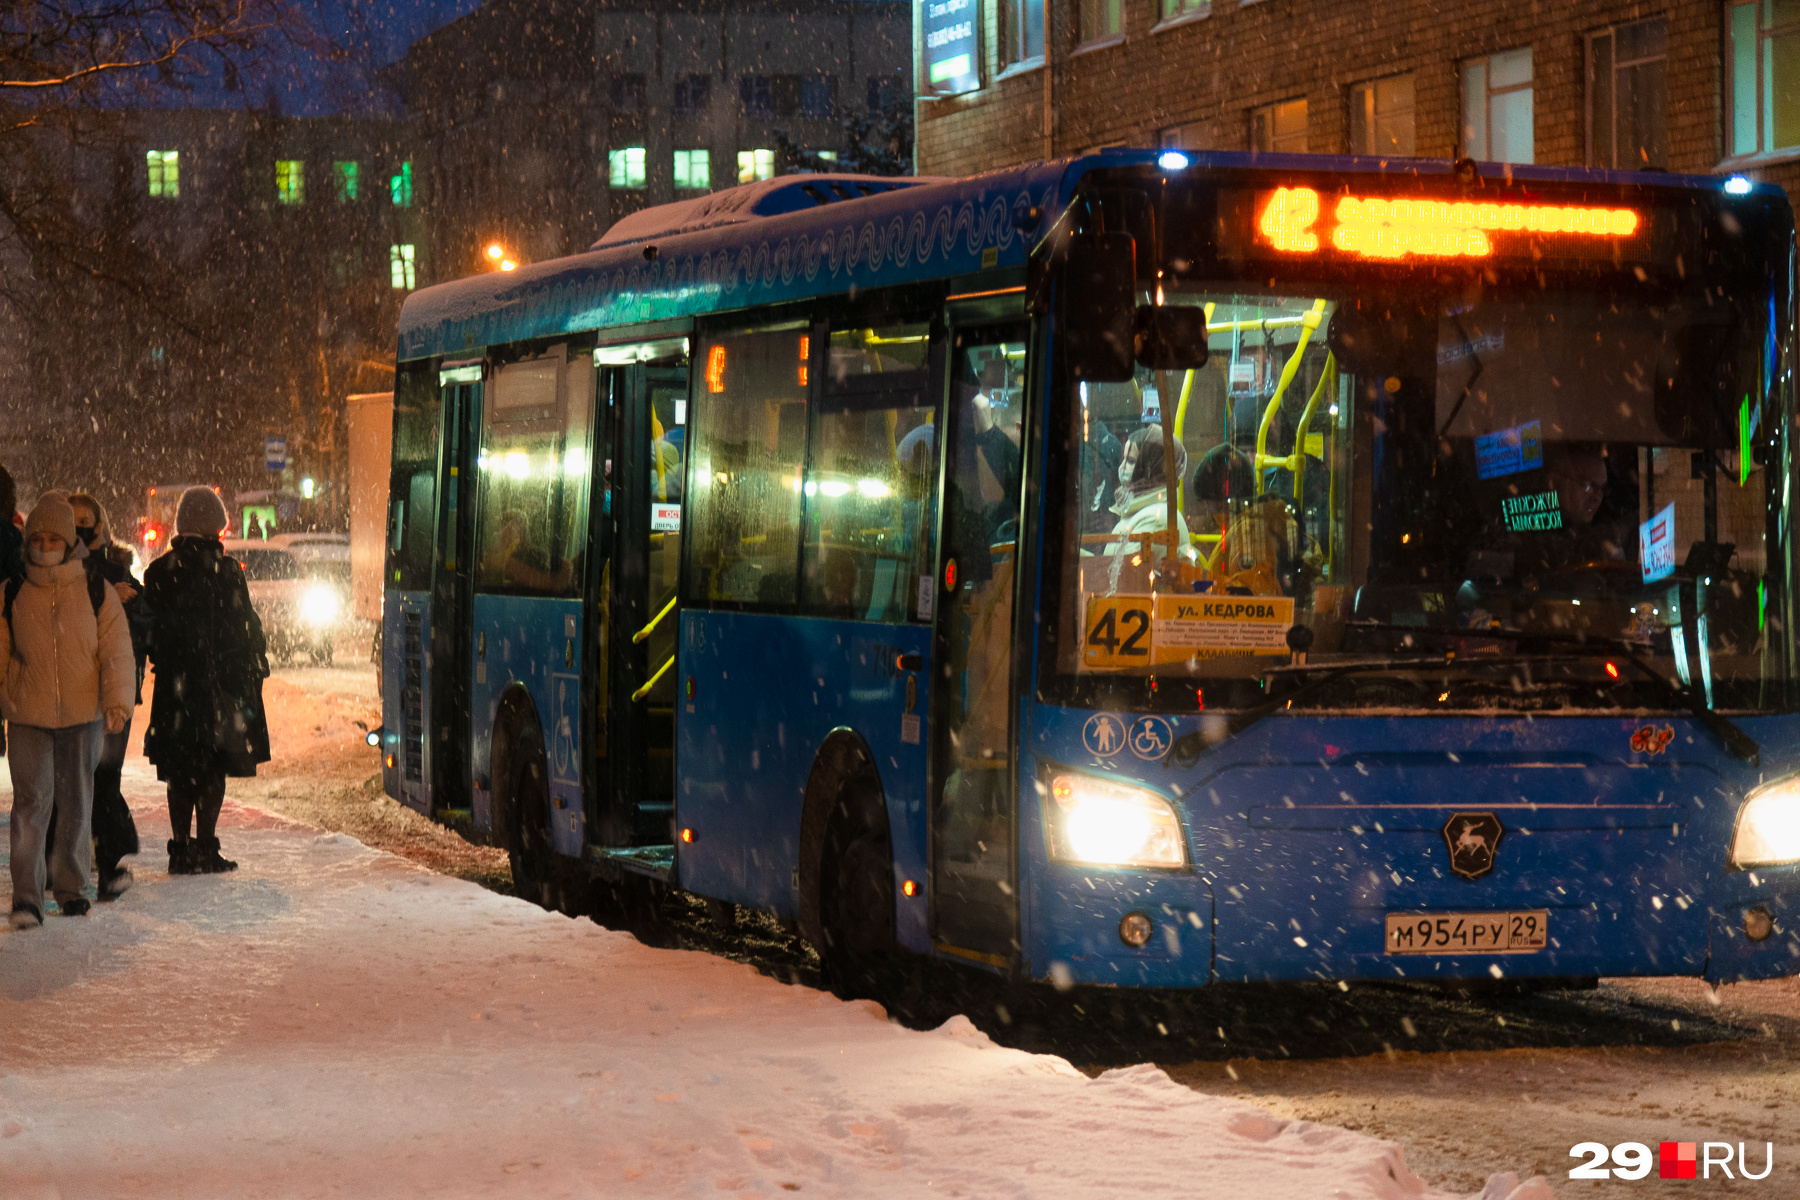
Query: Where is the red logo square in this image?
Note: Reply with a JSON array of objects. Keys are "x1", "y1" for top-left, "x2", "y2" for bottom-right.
[{"x1": 1659, "y1": 1142, "x2": 1697, "y2": 1179}]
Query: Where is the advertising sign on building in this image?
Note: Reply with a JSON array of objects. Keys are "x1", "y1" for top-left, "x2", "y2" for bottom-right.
[{"x1": 921, "y1": 0, "x2": 979, "y2": 96}]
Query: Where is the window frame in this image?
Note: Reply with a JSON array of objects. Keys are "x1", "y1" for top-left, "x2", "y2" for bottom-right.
[
  {"x1": 1460, "y1": 47, "x2": 1535, "y2": 164},
  {"x1": 1724, "y1": 0, "x2": 1800, "y2": 162},
  {"x1": 1075, "y1": 0, "x2": 1123, "y2": 50},
  {"x1": 390, "y1": 162, "x2": 414, "y2": 207},
  {"x1": 276, "y1": 159, "x2": 305, "y2": 205},
  {"x1": 1249, "y1": 97, "x2": 1309, "y2": 154},
  {"x1": 1153, "y1": 0, "x2": 1209, "y2": 30},
  {"x1": 1347, "y1": 73, "x2": 1416, "y2": 157},
  {"x1": 389, "y1": 244, "x2": 417, "y2": 290},
  {"x1": 998, "y1": 0, "x2": 1046, "y2": 74},
  {"x1": 146, "y1": 149, "x2": 180, "y2": 199},
  {"x1": 737, "y1": 148, "x2": 775, "y2": 184},
  {"x1": 608, "y1": 146, "x2": 648, "y2": 189},
  {"x1": 674, "y1": 73, "x2": 711, "y2": 117},
  {"x1": 673, "y1": 148, "x2": 711, "y2": 191},
  {"x1": 334, "y1": 160, "x2": 359, "y2": 203},
  {"x1": 1585, "y1": 18, "x2": 1668, "y2": 168}
]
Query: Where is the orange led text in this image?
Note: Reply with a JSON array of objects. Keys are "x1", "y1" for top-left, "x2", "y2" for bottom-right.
[{"x1": 1257, "y1": 187, "x2": 1642, "y2": 261}]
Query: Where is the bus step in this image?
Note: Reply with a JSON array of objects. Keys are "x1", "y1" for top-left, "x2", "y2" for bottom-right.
[{"x1": 587, "y1": 843, "x2": 674, "y2": 881}]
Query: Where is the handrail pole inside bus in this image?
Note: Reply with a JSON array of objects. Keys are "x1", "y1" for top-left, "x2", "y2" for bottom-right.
[
  {"x1": 1254, "y1": 299, "x2": 1329, "y2": 494},
  {"x1": 632, "y1": 594, "x2": 678, "y2": 645},
  {"x1": 631, "y1": 654, "x2": 675, "y2": 702}
]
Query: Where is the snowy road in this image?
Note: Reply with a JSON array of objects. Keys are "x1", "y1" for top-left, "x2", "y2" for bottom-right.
[
  {"x1": 2, "y1": 662, "x2": 1794, "y2": 1197},
  {"x1": 0, "y1": 770, "x2": 1530, "y2": 1200}
]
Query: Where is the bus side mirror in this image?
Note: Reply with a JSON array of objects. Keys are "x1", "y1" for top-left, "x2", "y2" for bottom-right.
[
  {"x1": 1061, "y1": 232, "x2": 1137, "y2": 382},
  {"x1": 1134, "y1": 306, "x2": 1210, "y2": 371}
]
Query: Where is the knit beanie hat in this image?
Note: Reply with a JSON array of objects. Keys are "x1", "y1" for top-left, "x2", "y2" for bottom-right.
[
  {"x1": 176, "y1": 486, "x2": 229, "y2": 537},
  {"x1": 24, "y1": 494, "x2": 77, "y2": 547}
]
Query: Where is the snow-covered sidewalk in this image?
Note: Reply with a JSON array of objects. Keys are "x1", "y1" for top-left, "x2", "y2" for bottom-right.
[{"x1": 0, "y1": 778, "x2": 1560, "y2": 1200}]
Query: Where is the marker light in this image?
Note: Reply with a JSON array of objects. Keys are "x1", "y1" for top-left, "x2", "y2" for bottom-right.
[
  {"x1": 364, "y1": 726, "x2": 382, "y2": 748},
  {"x1": 1725, "y1": 175, "x2": 1753, "y2": 196},
  {"x1": 680, "y1": 827, "x2": 695, "y2": 843},
  {"x1": 902, "y1": 879, "x2": 918, "y2": 897},
  {"x1": 706, "y1": 344, "x2": 728, "y2": 393},
  {"x1": 1731, "y1": 776, "x2": 1800, "y2": 867},
  {"x1": 1157, "y1": 150, "x2": 1189, "y2": 171},
  {"x1": 1045, "y1": 772, "x2": 1186, "y2": 868},
  {"x1": 1605, "y1": 661, "x2": 1620, "y2": 679},
  {"x1": 385, "y1": 753, "x2": 396, "y2": 770}
]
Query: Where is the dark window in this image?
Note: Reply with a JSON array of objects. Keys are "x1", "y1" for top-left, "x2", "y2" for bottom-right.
[
  {"x1": 1587, "y1": 18, "x2": 1667, "y2": 167},
  {"x1": 771, "y1": 74, "x2": 802, "y2": 116},
  {"x1": 740, "y1": 74, "x2": 773, "y2": 117},
  {"x1": 798, "y1": 75, "x2": 836, "y2": 119},
  {"x1": 390, "y1": 360, "x2": 441, "y2": 592},
  {"x1": 674, "y1": 73, "x2": 711, "y2": 116},
  {"x1": 611, "y1": 73, "x2": 647, "y2": 113},
  {"x1": 866, "y1": 75, "x2": 905, "y2": 113}
]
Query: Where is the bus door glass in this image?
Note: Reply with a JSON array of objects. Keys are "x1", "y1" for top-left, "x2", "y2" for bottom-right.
[
  {"x1": 930, "y1": 323, "x2": 1029, "y2": 962},
  {"x1": 385, "y1": 360, "x2": 442, "y2": 814},
  {"x1": 428, "y1": 366, "x2": 481, "y2": 820},
  {"x1": 594, "y1": 339, "x2": 689, "y2": 846}
]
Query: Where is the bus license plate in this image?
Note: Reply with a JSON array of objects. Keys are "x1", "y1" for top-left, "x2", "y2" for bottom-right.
[{"x1": 1384, "y1": 910, "x2": 1549, "y2": 955}]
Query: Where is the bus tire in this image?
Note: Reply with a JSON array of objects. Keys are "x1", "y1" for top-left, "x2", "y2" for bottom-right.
[{"x1": 818, "y1": 777, "x2": 898, "y2": 1002}]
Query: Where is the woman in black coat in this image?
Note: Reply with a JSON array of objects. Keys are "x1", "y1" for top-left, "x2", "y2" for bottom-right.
[{"x1": 143, "y1": 487, "x2": 271, "y2": 874}]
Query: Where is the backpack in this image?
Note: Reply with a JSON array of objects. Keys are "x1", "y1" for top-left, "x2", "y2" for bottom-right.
[{"x1": 3, "y1": 559, "x2": 110, "y2": 627}]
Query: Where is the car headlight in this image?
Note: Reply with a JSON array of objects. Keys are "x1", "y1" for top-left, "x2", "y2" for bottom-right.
[
  {"x1": 1732, "y1": 776, "x2": 1800, "y2": 868},
  {"x1": 299, "y1": 585, "x2": 340, "y2": 627},
  {"x1": 1044, "y1": 771, "x2": 1187, "y2": 868}
]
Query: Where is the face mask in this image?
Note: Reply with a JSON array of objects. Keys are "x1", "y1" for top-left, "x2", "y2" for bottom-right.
[
  {"x1": 76, "y1": 526, "x2": 98, "y2": 547},
  {"x1": 29, "y1": 547, "x2": 61, "y2": 567}
]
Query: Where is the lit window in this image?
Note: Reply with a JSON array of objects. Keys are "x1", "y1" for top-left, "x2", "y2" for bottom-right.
[
  {"x1": 334, "y1": 161, "x2": 359, "y2": 203},
  {"x1": 1727, "y1": 1, "x2": 1800, "y2": 158},
  {"x1": 1587, "y1": 20, "x2": 1666, "y2": 168},
  {"x1": 390, "y1": 162, "x2": 413, "y2": 207},
  {"x1": 608, "y1": 146, "x2": 646, "y2": 188},
  {"x1": 1461, "y1": 48, "x2": 1534, "y2": 163},
  {"x1": 1251, "y1": 98, "x2": 1309, "y2": 154},
  {"x1": 276, "y1": 160, "x2": 305, "y2": 205},
  {"x1": 737, "y1": 148, "x2": 774, "y2": 183},
  {"x1": 1080, "y1": 0, "x2": 1122, "y2": 43},
  {"x1": 1349, "y1": 75, "x2": 1416, "y2": 157},
  {"x1": 1157, "y1": 0, "x2": 1207, "y2": 21},
  {"x1": 146, "y1": 150, "x2": 179, "y2": 198},
  {"x1": 389, "y1": 244, "x2": 416, "y2": 290},
  {"x1": 673, "y1": 149, "x2": 710, "y2": 190}
]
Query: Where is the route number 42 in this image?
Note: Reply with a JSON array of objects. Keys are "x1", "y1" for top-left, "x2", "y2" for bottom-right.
[{"x1": 1086, "y1": 598, "x2": 1151, "y2": 668}]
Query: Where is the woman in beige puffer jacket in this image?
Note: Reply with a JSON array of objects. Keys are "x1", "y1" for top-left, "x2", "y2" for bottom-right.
[{"x1": 1, "y1": 494, "x2": 134, "y2": 928}]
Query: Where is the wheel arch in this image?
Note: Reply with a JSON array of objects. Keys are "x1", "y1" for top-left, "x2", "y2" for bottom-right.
[
  {"x1": 796, "y1": 727, "x2": 890, "y2": 952},
  {"x1": 487, "y1": 682, "x2": 544, "y2": 853}
]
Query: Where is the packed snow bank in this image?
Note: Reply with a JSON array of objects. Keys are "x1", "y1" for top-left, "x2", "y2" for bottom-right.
[{"x1": 0, "y1": 787, "x2": 1549, "y2": 1199}]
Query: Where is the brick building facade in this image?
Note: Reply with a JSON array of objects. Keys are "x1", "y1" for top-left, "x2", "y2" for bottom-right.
[{"x1": 915, "y1": 0, "x2": 1800, "y2": 201}]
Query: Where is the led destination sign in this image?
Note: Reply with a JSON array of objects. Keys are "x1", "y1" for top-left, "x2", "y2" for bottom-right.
[{"x1": 1257, "y1": 186, "x2": 1642, "y2": 262}]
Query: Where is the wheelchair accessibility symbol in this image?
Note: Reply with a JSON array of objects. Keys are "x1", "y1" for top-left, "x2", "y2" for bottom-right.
[
  {"x1": 1127, "y1": 716, "x2": 1172, "y2": 761},
  {"x1": 1082, "y1": 713, "x2": 1128, "y2": 759}
]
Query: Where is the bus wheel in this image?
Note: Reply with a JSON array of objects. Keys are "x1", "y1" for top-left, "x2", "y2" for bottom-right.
[
  {"x1": 505, "y1": 725, "x2": 558, "y2": 912},
  {"x1": 818, "y1": 781, "x2": 897, "y2": 1002}
]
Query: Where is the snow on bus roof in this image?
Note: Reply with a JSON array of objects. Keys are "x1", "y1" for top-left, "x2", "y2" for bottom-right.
[{"x1": 591, "y1": 174, "x2": 948, "y2": 250}]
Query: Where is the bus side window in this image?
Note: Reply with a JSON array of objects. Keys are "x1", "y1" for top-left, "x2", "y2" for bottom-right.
[
  {"x1": 473, "y1": 350, "x2": 592, "y2": 596},
  {"x1": 800, "y1": 321, "x2": 937, "y2": 621},
  {"x1": 684, "y1": 325, "x2": 811, "y2": 606}
]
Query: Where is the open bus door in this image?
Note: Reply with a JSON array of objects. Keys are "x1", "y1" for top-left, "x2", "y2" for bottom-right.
[
  {"x1": 428, "y1": 369, "x2": 481, "y2": 821},
  {"x1": 589, "y1": 339, "x2": 689, "y2": 851},
  {"x1": 929, "y1": 320, "x2": 1031, "y2": 968}
]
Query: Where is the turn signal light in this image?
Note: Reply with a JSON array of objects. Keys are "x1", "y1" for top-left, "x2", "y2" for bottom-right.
[
  {"x1": 902, "y1": 879, "x2": 917, "y2": 897},
  {"x1": 680, "y1": 827, "x2": 695, "y2": 843},
  {"x1": 384, "y1": 753, "x2": 396, "y2": 769}
]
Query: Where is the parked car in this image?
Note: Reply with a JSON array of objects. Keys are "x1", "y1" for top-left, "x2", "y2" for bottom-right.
[{"x1": 224, "y1": 534, "x2": 350, "y2": 666}]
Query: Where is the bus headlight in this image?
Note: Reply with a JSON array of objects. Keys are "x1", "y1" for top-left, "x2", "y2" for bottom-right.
[
  {"x1": 1731, "y1": 777, "x2": 1800, "y2": 868},
  {"x1": 1045, "y1": 772, "x2": 1186, "y2": 868},
  {"x1": 300, "y1": 585, "x2": 340, "y2": 628}
]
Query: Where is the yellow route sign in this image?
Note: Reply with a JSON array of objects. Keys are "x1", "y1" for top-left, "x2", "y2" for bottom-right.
[{"x1": 1082, "y1": 593, "x2": 1296, "y2": 669}]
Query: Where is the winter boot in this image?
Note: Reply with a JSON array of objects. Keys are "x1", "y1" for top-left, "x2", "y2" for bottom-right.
[
  {"x1": 193, "y1": 838, "x2": 237, "y2": 874},
  {"x1": 59, "y1": 898, "x2": 90, "y2": 917},
  {"x1": 99, "y1": 867, "x2": 134, "y2": 900},
  {"x1": 8, "y1": 904, "x2": 43, "y2": 930},
  {"x1": 167, "y1": 838, "x2": 198, "y2": 875}
]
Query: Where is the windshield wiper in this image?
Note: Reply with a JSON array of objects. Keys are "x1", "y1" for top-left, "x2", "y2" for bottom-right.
[
  {"x1": 1340, "y1": 620, "x2": 1760, "y2": 766},
  {"x1": 1161, "y1": 655, "x2": 1455, "y2": 768}
]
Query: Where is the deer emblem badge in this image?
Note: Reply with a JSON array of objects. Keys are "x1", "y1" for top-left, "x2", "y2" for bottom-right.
[{"x1": 1441, "y1": 812, "x2": 1505, "y2": 881}]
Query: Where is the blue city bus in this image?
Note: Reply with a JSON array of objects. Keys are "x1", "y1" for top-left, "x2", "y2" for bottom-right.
[{"x1": 379, "y1": 151, "x2": 1800, "y2": 992}]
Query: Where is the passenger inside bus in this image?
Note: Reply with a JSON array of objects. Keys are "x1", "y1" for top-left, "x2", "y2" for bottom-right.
[{"x1": 484, "y1": 510, "x2": 575, "y2": 593}]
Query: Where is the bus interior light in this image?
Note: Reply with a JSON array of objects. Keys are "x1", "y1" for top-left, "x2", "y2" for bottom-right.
[
  {"x1": 1046, "y1": 772, "x2": 1186, "y2": 869},
  {"x1": 1157, "y1": 150, "x2": 1189, "y2": 172},
  {"x1": 1725, "y1": 175, "x2": 1753, "y2": 196},
  {"x1": 1731, "y1": 776, "x2": 1800, "y2": 867}
]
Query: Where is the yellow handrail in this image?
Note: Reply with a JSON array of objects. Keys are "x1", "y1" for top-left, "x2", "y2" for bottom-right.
[
  {"x1": 632, "y1": 595, "x2": 678, "y2": 644},
  {"x1": 632, "y1": 655, "x2": 675, "y2": 701},
  {"x1": 1254, "y1": 299, "x2": 1330, "y2": 494},
  {"x1": 1260, "y1": 354, "x2": 1336, "y2": 494},
  {"x1": 1170, "y1": 302, "x2": 1214, "y2": 522}
]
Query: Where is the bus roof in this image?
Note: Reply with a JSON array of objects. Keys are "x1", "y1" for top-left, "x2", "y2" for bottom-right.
[{"x1": 396, "y1": 151, "x2": 1772, "y2": 363}]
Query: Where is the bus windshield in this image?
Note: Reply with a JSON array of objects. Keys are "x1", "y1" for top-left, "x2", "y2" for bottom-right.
[{"x1": 1046, "y1": 278, "x2": 1796, "y2": 715}]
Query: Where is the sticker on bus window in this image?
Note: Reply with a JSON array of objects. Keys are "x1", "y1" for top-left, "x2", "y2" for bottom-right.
[
  {"x1": 1640, "y1": 501, "x2": 1676, "y2": 583},
  {"x1": 674, "y1": 400, "x2": 687, "y2": 425},
  {"x1": 1474, "y1": 419, "x2": 1542, "y2": 479},
  {"x1": 651, "y1": 503, "x2": 681, "y2": 532},
  {"x1": 1083, "y1": 594, "x2": 1295, "y2": 668}
]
